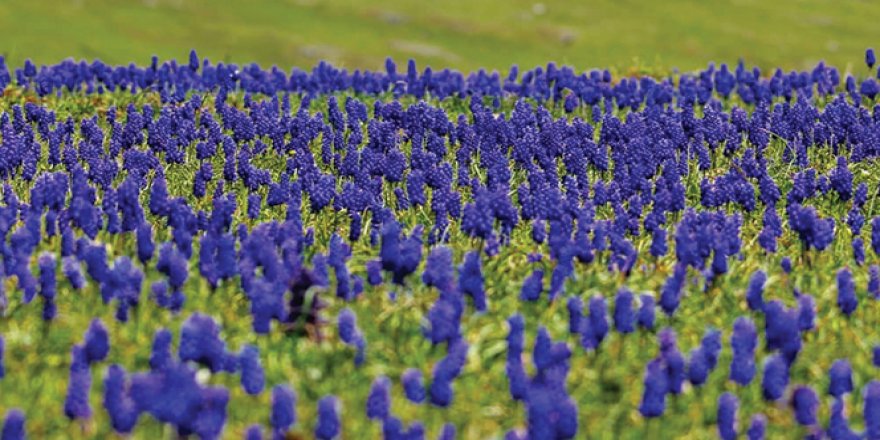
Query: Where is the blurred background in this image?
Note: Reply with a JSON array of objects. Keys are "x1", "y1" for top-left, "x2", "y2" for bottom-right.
[{"x1": 1, "y1": 0, "x2": 877, "y2": 73}]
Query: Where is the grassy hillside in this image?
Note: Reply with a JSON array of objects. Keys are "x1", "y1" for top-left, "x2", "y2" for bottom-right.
[{"x1": 1, "y1": 0, "x2": 877, "y2": 73}]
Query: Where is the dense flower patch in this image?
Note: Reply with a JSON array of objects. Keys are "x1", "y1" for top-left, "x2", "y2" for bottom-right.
[{"x1": 0, "y1": 49, "x2": 878, "y2": 438}]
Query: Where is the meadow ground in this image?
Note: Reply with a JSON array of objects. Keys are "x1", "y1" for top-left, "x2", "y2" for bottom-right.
[
  {"x1": 1, "y1": 0, "x2": 879, "y2": 73},
  {"x1": 0, "y1": 2, "x2": 879, "y2": 439}
]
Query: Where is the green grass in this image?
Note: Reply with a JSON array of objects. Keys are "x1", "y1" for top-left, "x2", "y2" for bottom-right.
[{"x1": 0, "y1": 0, "x2": 878, "y2": 74}]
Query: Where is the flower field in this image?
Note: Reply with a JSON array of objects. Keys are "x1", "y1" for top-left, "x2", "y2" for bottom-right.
[{"x1": 0, "y1": 49, "x2": 878, "y2": 439}]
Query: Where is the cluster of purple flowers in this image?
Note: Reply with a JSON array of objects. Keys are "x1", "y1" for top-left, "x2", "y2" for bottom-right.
[
  {"x1": 0, "y1": 47, "x2": 879, "y2": 438},
  {"x1": 337, "y1": 308, "x2": 366, "y2": 365},
  {"x1": 506, "y1": 317, "x2": 578, "y2": 438},
  {"x1": 96, "y1": 313, "x2": 276, "y2": 439},
  {"x1": 639, "y1": 328, "x2": 690, "y2": 417},
  {"x1": 364, "y1": 373, "x2": 446, "y2": 438}
]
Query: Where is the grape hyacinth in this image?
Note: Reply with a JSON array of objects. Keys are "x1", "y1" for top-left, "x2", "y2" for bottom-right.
[{"x1": 0, "y1": 49, "x2": 877, "y2": 438}]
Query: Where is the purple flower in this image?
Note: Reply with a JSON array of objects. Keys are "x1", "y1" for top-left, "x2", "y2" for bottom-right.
[
  {"x1": 381, "y1": 222, "x2": 423, "y2": 285},
  {"x1": 425, "y1": 292, "x2": 463, "y2": 345},
  {"x1": 637, "y1": 294, "x2": 655, "y2": 330},
  {"x1": 791, "y1": 385, "x2": 819, "y2": 426},
  {"x1": 239, "y1": 345, "x2": 265, "y2": 396},
  {"x1": 586, "y1": 296, "x2": 609, "y2": 349},
  {"x1": 315, "y1": 396, "x2": 340, "y2": 440},
  {"x1": 745, "y1": 269, "x2": 766, "y2": 312},
  {"x1": 190, "y1": 386, "x2": 230, "y2": 440},
  {"x1": 64, "y1": 345, "x2": 92, "y2": 420},
  {"x1": 404, "y1": 421, "x2": 425, "y2": 439},
  {"x1": 847, "y1": 208, "x2": 865, "y2": 236},
  {"x1": 761, "y1": 354, "x2": 789, "y2": 401},
  {"x1": 103, "y1": 365, "x2": 139, "y2": 434},
  {"x1": 764, "y1": 300, "x2": 802, "y2": 364},
  {"x1": 747, "y1": 414, "x2": 766, "y2": 440},
  {"x1": 458, "y1": 251, "x2": 486, "y2": 312},
  {"x1": 854, "y1": 237, "x2": 866, "y2": 265},
  {"x1": 192, "y1": 162, "x2": 213, "y2": 199},
  {"x1": 149, "y1": 328, "x2": 173, "y2": 372},
  {"x1": 246, "y1": 278, "x2": 284, "y2": 334},
  {"x1": 856, "y1": 182, "x2": 869, "y2": 208},
  {"x1": 639, "y1": 358, "x2": 668, "y2": 418},
  {"x1": 525, "y1": 381, "x2": 578, "y2": 439},
  {"x1": 797, "y1": 294, "x2": 816, "y2": 331},
  {"x1": 870, "y1": 265, "x2": 880, "y2": 299},
  {"x1": 717, "y1": 392, "x2": 738, "y2": 440},
  {"x1": 366, "y1": 259, "x2": 383, "y2": 286},
  {"x1": 524, "y1": 327, "x2": 577, "y2": 439},
  {"x1": 402, "y1": 369, "x2": 425, "y2": 404},
  {"x1": 336, "y1": 308, "x2": 365, "y2": 365},
  {"x1": 829, "y1": 359, "x2": 853, "y2": 398},
  {"x1": 1, "y1": 409, "x2": 25, "y2": 440},
  {"x1": 337, "y1": 308, "x2": 360, "y2": 345},
  {"x1": 532, "y1": 220, "x2": 546, "y2": 244},
  {"x1": 730, "y1": 317, "x2": 756, "y2": 385},
  {"x1": 868, "y1": 48, "x2": 877, "y2": 69},
  {"x1": 83, "y1": 319, "x2": 110, "y2": 365},
  {"x1": 353, "y1": 337, "x2": 366, "y2": 366},
  {"x1": 136, "y1": 223, "x2": 154, "y2": 264},
  {"x1": 781, "y1": 257, "x2": 792, "y2": 274},
  {"x1": 38, "y1": 252, "x2": 56, "y2": 320},
  {"x1": 38, "y1": 252, "x2": 56, "y2": 299},
  {"x1": 366, "y1": 376, "x2": 391, "y2": 420},
  {"x1": 149, "y1": 172, "x2": 169, "y2": 216},
  {"x1": 829, "y1": 156, "x2": 853, "y2": 201},
  {"x1": 178, "y1": 313, "x2": 234, "y2": 373},
  {"x1": 532, "y1": 326, "x2": 570, "y2": 373},
  {"x1": 659, "y1": 263, "x2": 687, "y2": 316},
  {"x1": 429, "y1": 340, "x2": 468, "y2": 407},
  {"x1": 866, "y1": 381, "x2": 880, "y2": 439},
  {"x1": 382, "y1": 416, "x2": 404, "y2": 439},
  {"x1": 837, "y1": 268, "x2": 858, "y2": 317},
  {"x1": 520, "y1": 269, "x2": 543, "y2": 302},
  {"x1": 873, "y1": 217, "x2": 880, "y2": 255},
  {"x1": 349, "y1": 213, "x2": 363, "y2": 242},
  {"x1": 567, "y1": 296, "x2": 583, "y2": 335},
  {"x1": 189, "y1": 49, "x2": 199, "y2": 71},
  {"x1": 245, "y1": 425, "x2": 263, "y2": 440},
  {"x1": 422, "y1": 246, "x2": 454, "y2": 291},
  {"x1": 157, "y1": 242, "x2": 188, "y2": 290},
  {"x1": 829, "y1": 397, "x2": 860, "y2": 440},
  {"x1": 507, "y1": 314, "x2": 527, "y2": 400},
  {"x1": 701, "y1": 328, "x2": 722, "y2": 370},
  {"x1": 687, "y1": 348, "x2": 709, "y2": 386},
  {"x1": 97, "y1": 256, "x2": 144, "y2": 322},
  {"x1": 787, "y1": 203, "x2": 835, "y2": 251},
  {"x1": 658, "y1": 329, "x2": 686, "y2": 394},
  {"x1": 270, "y1": 384, "x2": 297, "y2": 436},
  {"x1": 438, "y1": 423, "x2": 456, "y2": 440},
  {"x1": 650, "y1": 227, "x2": 668, "y2": 257},
  {"x1": 613, "y1": 288, "x2": 635, "y2": 334},
  {"x1": 247, "y1": 193, "x2": 261, "y2": 220}
]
